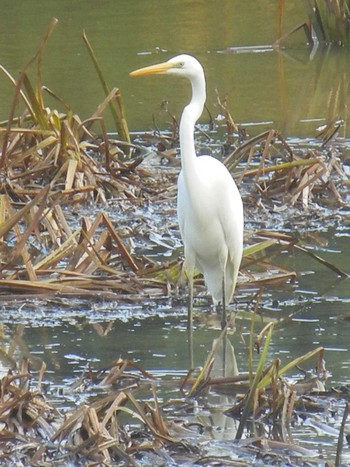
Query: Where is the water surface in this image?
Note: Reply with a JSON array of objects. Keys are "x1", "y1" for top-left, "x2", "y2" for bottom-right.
[{"x1": 0, "y1": 1, "x2": 349, "y2": 137}]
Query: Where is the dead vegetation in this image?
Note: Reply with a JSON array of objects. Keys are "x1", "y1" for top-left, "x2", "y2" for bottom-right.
[
  {"x1": 0, "y1": 20, "x2": 348, "y2": 304},
  {"x1": 0, "y1": 358, "x2": 167, "y2": 465},
  {"x1": 0, "y1": 342, "x2": 348, "y2": 465}
]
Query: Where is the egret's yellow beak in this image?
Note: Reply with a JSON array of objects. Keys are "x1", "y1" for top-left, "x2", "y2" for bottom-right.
[{"x1": 130, "y1": 61, "x2": 173, "y2": 77}]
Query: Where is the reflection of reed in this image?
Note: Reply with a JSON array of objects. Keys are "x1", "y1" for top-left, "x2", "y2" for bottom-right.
[
  {"x1": 210, "y1": 47, "x2": 350, "y2": 138},
  {"x1": 278, "y1": 1, "x2": 350, "y2": 45},
  {"x1": 277, "y1": 48, "x2": 350, "y2": 137},
  {"x1": 0, "y1": 324, "x2": 46, "y2": 375},
  {"x1": 305, "y1": 0, "x2": 350, "y2": 45}
]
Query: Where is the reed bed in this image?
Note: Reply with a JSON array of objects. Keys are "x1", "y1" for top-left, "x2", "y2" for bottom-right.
[
  {"x1": 0, "y1": 20, "x2": 348, "y2": 304},
  {"x1": 0, "y1": 346, "x2": 348, "y2": 465}
]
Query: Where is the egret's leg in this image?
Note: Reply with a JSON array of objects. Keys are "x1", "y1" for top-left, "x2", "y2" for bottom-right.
[
  {"x1": 188, "y1": 271, "x2": 194, "y2": 368},
  {"x1": 188, "y1": 272, "x2": 194, "y2": 333},
  {"x1": 221, "y1": 275, "x2": 227, "y2": 376},
  {"x1": 221, "y1": 275, "x2": 226, "y2": 330},
  {"x1": 222, "y1": 329, "x2": 228, "y2": 377}
]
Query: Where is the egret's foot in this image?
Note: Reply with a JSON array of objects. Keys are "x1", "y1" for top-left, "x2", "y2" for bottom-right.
[
  {"x1": 215, "y1": 303, "x2": 228, "y2": 330},
  {"x1": 221, "y1": 317, "x2": 227, "y2": 330}
]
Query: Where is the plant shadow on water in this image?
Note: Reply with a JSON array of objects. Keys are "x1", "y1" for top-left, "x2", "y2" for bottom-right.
[{"x1": 0, "y1": 21, "x2": 350, "y2": 467}]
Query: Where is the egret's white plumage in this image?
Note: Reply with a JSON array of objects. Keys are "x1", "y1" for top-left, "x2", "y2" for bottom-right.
[{"x1": 130, "y1": 55, "x2": 244, "y2": 327}]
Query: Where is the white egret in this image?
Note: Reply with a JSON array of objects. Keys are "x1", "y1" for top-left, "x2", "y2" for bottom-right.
[{"x1": 130, "y1": 55, "x2": 244, "y2": 330}]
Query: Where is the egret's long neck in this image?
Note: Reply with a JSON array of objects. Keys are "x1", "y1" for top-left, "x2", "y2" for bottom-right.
[{"x1": 179, "y1": 71, "x2": 206, "y2": 187}]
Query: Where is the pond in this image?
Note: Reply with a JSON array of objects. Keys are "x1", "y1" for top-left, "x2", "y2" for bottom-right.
[
  {"x1": 1, "y1": 0, "x2": 350, "y2": 138},
  {"x1": 0, "y1": 1, "x2": 349, "y2": 465}
]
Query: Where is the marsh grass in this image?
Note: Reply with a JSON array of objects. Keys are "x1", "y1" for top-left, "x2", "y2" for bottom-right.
[
  {"x1": 0, "y1": 19, "x2": 347, "y2": 303},
  {"x1": 0, "y1": 20, "x2": 171, "y2": 298},
  {"x1": 0, "y1": 18, "x2": 348, "y2": 467},
  {"x1": 225, "y1": 127, "x2": 347, "y2": 209},
  {"x1": 0, "y1": 325, "x2": 347, "y2": 465}
]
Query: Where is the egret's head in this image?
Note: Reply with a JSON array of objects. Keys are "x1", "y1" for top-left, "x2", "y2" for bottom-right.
[{"x1": 130, "y1": 54, "x2": 204, "y2": 81}]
